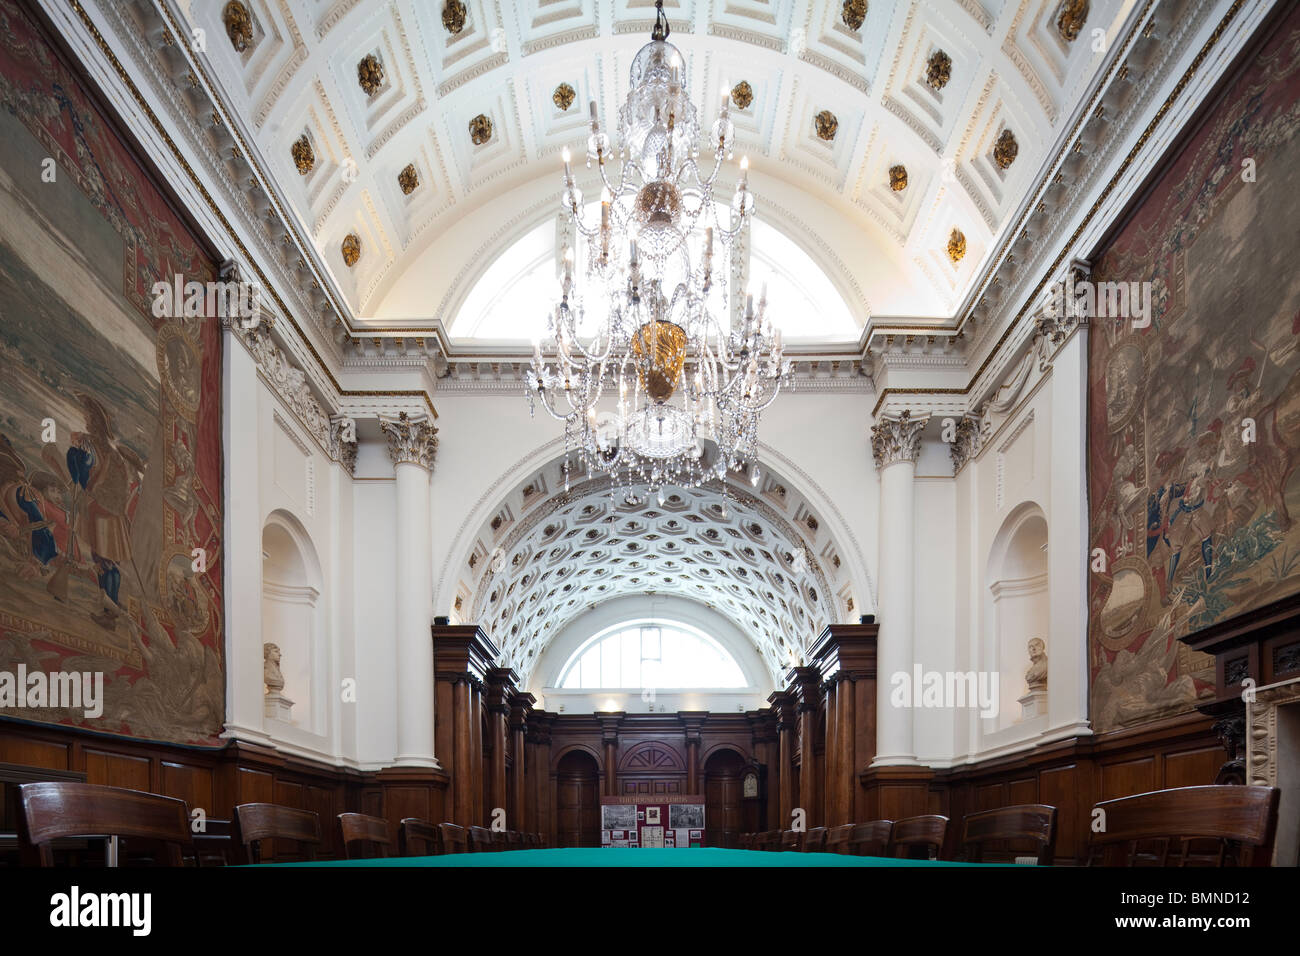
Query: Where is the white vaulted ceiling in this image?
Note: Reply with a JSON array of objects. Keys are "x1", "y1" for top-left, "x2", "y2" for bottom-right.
[
  {"x1": 178, "y1": 0, "x2": 1128, "y2": 339},
  {"x1": 453, "y1": 461, "x2": 862, "y2": 686}
]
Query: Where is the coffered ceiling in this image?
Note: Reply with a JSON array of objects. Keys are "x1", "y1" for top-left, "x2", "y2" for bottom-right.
[{"x1": 177, "y1": 0, "x2": 1127, "y2": 339}]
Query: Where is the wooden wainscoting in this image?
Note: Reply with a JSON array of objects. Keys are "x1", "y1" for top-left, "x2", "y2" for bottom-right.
[{"x1": 0, "y1": 719, "x2": 447, "y2": 862}]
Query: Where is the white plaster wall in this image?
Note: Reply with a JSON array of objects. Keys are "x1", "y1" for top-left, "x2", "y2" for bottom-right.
[{"x1": 223, "y1": 338, "x2": 377, "y2": 768}]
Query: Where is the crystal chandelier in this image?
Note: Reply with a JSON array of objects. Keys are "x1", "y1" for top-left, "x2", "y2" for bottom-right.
[{"x1": 526, "y1": 0, "x2": 791, "y2": 503}]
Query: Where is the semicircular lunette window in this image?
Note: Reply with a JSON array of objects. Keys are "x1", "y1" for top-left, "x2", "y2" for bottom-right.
[
  {"x1": 557, "y1": 620, "x2": 747, "y2": 690},
  {"x1": 452, "y1": 205, "x2": 858, "y2": 343}
]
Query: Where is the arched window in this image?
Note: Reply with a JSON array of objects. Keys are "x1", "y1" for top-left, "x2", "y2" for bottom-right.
[{"x1": 558, "y1": 619, "x2": 747, "y2": 689}]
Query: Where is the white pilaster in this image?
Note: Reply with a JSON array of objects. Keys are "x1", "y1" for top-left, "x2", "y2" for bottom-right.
[
  {"x1": 381, "y1": 414, "x2": 440, "y2": 768},
  {"x1": 870, "y1": 411, "x2": 928, "y2": 766}
]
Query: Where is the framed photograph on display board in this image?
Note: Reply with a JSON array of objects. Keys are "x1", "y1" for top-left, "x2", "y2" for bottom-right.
[
  {"x1": 601, "y1": 805, "x2": 637, "y2": 830},
  {"x1": 645, "y1": 806, "x2": 661, "y2": 825},
  {"x1": 669, "y1": 804, "x2": 704, "y2": 829},
  {"x1": 642, "y1": 826, "x2": 663, "y2": 847}
]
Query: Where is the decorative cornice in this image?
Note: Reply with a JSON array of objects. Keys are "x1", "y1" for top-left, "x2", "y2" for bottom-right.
[
  {"x1": 870, "y1": 410, "x2": 928, "y2": 469},
  {"x1": 381, "y1": 411, "x2": 438, "y2": 470}
]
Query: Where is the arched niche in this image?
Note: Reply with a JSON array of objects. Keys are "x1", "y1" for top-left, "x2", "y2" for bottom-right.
[
  {"x1": 985, "y1": 501, "x2": 1049, "y2": 732},
  {"x1": 261, "y1": 510, "x2": 324, "y2": 734}
]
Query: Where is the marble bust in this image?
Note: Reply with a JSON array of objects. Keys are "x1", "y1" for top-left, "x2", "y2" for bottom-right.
[{"x1": 1025, "y1": 638, "x2": 1048, "y2": 691}]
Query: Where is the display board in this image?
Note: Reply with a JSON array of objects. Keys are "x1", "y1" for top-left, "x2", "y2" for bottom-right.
[{"x1": 600, "y1": 796, "x2": 705, "y2": 848}]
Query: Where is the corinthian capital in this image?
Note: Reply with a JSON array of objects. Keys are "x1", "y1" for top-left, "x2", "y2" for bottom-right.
[
  {"x1": 870, "y1": 410, "x2": 928, "y2": 469},
  {"x1": 381, "y1": 411, "x2": 438, "y2": 470}
]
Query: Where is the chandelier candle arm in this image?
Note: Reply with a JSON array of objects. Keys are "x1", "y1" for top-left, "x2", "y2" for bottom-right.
[{"x1": 526, "y1": 0, "x2": 788, "y2": 497}]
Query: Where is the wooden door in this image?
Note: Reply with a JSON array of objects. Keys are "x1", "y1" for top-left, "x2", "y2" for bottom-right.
[
  {"x1": 703, "y1": 750, "x2": 745, "y2": 847},
  {"x1": 555, "y1": 751, "x2": 599, "y2": 847}
]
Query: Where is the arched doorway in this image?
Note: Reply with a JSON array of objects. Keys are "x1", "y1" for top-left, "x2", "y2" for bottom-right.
[
  {"x1": 703, "y1": 749, "x2": 746, "y2": 847},
  {"x1": 555, "y1": 750, "x2": 600, "y2": 847}
]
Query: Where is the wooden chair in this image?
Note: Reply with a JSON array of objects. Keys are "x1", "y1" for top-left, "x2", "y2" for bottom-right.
[
  {"x1": 232, "y1": 803, "x2": 322, "y2": 864},
  {"x1": 468, "y1": 825, "x2": 496, "y2": 852},
  {"x1": 505, "y1": 830, "x2": 523, "y2": 850},
  {"x1": 399, "y1": 818, "x2": 441, "y2": 857},
  {"x1": 739, "y1": 832, "x2": 754, "y2": 850},
  {"x1": 961, "y1": 804, "x2": 1057, "y2": 865},
  {"x1": 849, "y1": 820, "x2": 893, "y2": 857},
  {"x1": 16, "y1": 782, "x2": 193, "y2": 867},
  {"x1": 779, "y1": 828, "x2": 802, "y2": 852},
  {"x1": 889, "y1": 814, "x2": 948, "y2": 860},
  {"x1": 190, "y1": 818, "x2": 235, "y2": 867},
  {"x1": 824, "y1": 824, "x2": 854, "y2": 854},
  {"x1": 759, "y1": 830, "x2": 781, "y2": 851},
  {"x1": 337, "y1": 812, "x2": 392, "y2": 860},
  {"x1": 801, "y1": 826, "x2": 828, "y2": 852},
  {"x1": 438, "y1": 822, "x2": 469, "y2": 854},
  {"x1": 1087, "y1": 785, "x2": 1280, "y2": 867}
]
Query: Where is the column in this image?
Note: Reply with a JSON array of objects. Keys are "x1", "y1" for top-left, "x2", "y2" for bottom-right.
[
  {"x1": 681, "y1": 712, "x2": 706, "y2": 794},
  {"x1": 823, "y1": 679, "x2": 838, "y2": 825},
  {"x1": 870, "y1": 410, "x2": 927, "y2": 766},
  {"x1": 485, "y1": 668, "x2": 513, "y2": 824},
  {"x1": 1048, "y1": 321, "x2": 1093, "y2": 740},
  {"x1": 381, "y1": 412, "x2": 439, "y2": 768},
  {"x1": 598, "y1": 713, "x2": 624, "y2": 796},
  {"x1": 769, "y1": 691, "x2": 795, "y2": 829},
  {"x1": 430, "y1": 624, "x2": 498, "y2": 828},
  {"x1": 794, "y1": 667, "x2": 821, "y2": 826},
  {"x1": 509, "y1": 691, "x2": 533, "y2": 831},
  {"x1": 528, "y1": 712, "x2": 555, "y2": 844}
]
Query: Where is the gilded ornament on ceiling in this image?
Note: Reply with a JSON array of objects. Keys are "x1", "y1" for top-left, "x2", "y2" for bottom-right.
[
  {"x1": 814, "y1": 109, "x2": 838, "y2": 141},
  {"x1": 553, "y1": 83, "x2": 576, "y2": 111},
  {"x1": 398, "y1": 163, "x2": 419, "y2": 195},
  {"x1": 730, "y1": 81, "x2": 754, "y2": 110},
  {"x1": 469, "y1": 113, "x2": 493, "y2": 146},
  {"x1": 442, "y1": 0, "x2": 467, "y2": 35},
  {"x1": 341, "y1": 233, "x2": 361, "y2": 268},
  {"x1": 291, "y1": 134, "x2": 314, "y2": 175},
  {"x1": 1057, "y1": 0, "x2": 1090, "y2": 43},
  {"x1": 926, "y1": 50, "x2": 952, "y2": 90},
  {"x1": 888, "y1": 164, "x2": 908, "y2": 191},
  {"x1": 947, "y1": 228, "x2": 967, "y2": 264},
  {"x1": 357, "y1": 53, "x2": 384, "y2": 97},
  {"x1": 993, "y1": 128, "x2": 1019, "y2": 169},
  {"x1": 222, "y1": 1, "x2": 253, "y2": 53},
  {"x1": 841, "y1": 0, "x2": 867, "y2": 31}
]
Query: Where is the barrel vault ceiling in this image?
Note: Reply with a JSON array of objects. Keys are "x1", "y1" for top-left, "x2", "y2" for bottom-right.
[{"x1": 176, "y1": 0, "x2": 1127, "y2": 341}]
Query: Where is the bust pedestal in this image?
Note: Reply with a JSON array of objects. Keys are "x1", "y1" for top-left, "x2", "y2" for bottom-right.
[
  {"x1": 264, "y1": 691, "x2": 295, "y2": 722},
  {"x1": 1018, "y1": 688, "x2": 1047, "y2": 721}
]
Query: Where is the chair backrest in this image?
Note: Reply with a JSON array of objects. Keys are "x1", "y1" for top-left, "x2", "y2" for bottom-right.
[
  {"x1": 468, "y1": 825, "x2": 496, "y2": 852},
  {"x1": 505, "y1": 830, "x2": 523, "y2": 849},
  {"x1": 824, "y1": 824, "x2": 854, "y2": 854},
  {"x1": 759, "y1": 830, "x2": 781, "y2": 851},
  {"x1": 438, "y1": 822, "x2": 469, "y2": 854},
  {"x1": 889, "y1": 815, "x2": 948, "y2": 860},
  {"x1": 849, "y1": 820, "x2": 893, "y2": 857},
  {"x1": 801, "y1": 826, "x2": 828, "y2": 852},
  {"x1": 191, "y1": 818, "x2": 235, "y2": 867},
  {"x1": 232, "y1": 803, "x2": 322, "y2": 864},
  {"x1": 739, "y1": 832, "x2": 754, "y2": 850},
  {"x1": 337, "y1": 812, "x2": 392, "y2": 860},
  {"x1": 16, "y1": 782, "x2": 193, "y2": 867},
  {"x1": 399, "y1": 818, "x2": 441, "y2": 857},
  {"x1": 962, "y1": 804, "x2": 1058, "y2": 865},
  {"x1": 779, "y1": 828, "x2": 802, "y2": 852},
  {"x1": 1088, "y1": 786, "x2": 1280, "y2": 867}
]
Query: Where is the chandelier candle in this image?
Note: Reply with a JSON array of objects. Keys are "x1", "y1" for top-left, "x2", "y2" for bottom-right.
[{"x1": 526, "y1": 0, "x2": 791, "y2": 500}]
